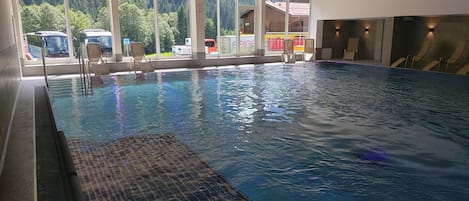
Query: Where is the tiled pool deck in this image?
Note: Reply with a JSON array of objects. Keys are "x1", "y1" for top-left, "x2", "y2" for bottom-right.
[{"x1": 67, "y1": 135, "x2": 249, "y2": 201}]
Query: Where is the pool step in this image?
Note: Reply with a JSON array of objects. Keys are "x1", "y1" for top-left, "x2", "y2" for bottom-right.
[{"x1": 48, "y1": 78, "x2": 89, "y2": 97}]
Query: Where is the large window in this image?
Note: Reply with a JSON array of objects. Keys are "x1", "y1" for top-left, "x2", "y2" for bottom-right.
[
  {"x1": 21, "y1": 0, "x2": 69, "y2": 63},
  {"x1": 265, "y1": 0, "x2": 310, "y2": 55},
  {"x1": 69, "y1": 0, "x2": 111, "y2": 58},
  {"x1": 207, "y1": 0, "x2": 256, "y2": 57},
  {"x1": 238, "y1": 0, "x2": 256, "y2": 55},
  {"x1": 158, "y1": 0, "x2": 190, "y2": 58},
  {"x1": 218, "y1": 0, "x2": 237, "y2": 56},
  {"x1": 119, "y1": 0, "x2": 154, "y2": 59}
]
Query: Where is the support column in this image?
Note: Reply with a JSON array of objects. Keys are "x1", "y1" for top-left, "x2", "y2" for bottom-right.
[
  {"x1": 381, "y1": 17, "x2": 394, "y2": 66},
  {"x1": 254, "y1": 0, "x2": 265, "y2": 56},
  {"x1": 64, "y1": 0, "x2": 74, "y2": 60},
  {"x1": 284, "y1": 0, "x2": 289, "y2": 40},
  {"x1": 189, "y1": 0, "x2": 205, "y2": 64},
  {"x1": 374, "y1": 19, "x2": 384, "y2": 62},
  {"x1": 109, "y1": 0, "x2": 122, "y2": 62},
  {"x1": 309, "y1": 0, "x2": 319, "y2": 41}
]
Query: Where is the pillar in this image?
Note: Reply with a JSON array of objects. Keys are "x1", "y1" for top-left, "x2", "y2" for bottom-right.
[
  {"x1": 109, "y1": 0, "x2": 122, "y2": 62},
  {"x1": 255, "y1": 0, "x2": 265, "y2": 56},
  {"x1": 189, "y1": 0, "x2": 205, "y2": 63}
]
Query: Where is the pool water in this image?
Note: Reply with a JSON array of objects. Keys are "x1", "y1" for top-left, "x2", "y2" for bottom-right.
[{"x1": 51, "y1": 62, "x2": 469, "y2": 201}]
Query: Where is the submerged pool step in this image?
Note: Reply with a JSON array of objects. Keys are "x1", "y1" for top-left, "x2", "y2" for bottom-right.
[
  {"x1": 67, "y1": 135, "x2": 249, "y2": 201},
  {"x1": 48, "y1": 79, "x2": 88, "y2": 97}
]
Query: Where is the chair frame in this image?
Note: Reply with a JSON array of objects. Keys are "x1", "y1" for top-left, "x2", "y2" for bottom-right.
[{"x1": 130, "y1": 42, "x2": 153, "y2": 75}]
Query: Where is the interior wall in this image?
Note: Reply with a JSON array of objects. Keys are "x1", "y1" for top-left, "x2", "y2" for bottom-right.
[
  {"x1": 391, "y1": 15, "x2": 469, "y2": 71},
  {"x1": 321, "y1": 20, "x2": 379, "y2": 60},
  {"x1": 311, "y1": 0, "x2": 469, "y2": 20},
  {"x1": 0, "y1": 0, "x2": 21, "y2": 174}
]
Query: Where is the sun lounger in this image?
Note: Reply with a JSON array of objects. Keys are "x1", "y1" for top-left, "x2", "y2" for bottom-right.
[
  {"x1": 302, "y1": 38, "x2": 315, "y2": 62},
  {"x1": 445, "y1": 41, "x2": 465, "y2": 71},
  {"x1": 410, "y1": 38, "x2": 432, "y2": 68},
  {"x1": 86, "y1": 43, "x2": 109, "y2": 85},
  {"x1": 422, "y1": 58, "x2": 442, "y2": 71},
  {"x1": 282, "y1": 39, "x2": 295, "y2": 64},
  {"x1": 130, "y1": 42, "x2": 153, "y2": 77},
  {"x1": 456, "y1": 63, "x2": 469, "y2": 75},
  {"x1": 343, "y1": 37, "x2": 358, "y2": 61}
]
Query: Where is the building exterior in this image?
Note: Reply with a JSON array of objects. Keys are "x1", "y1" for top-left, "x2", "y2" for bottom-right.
[{"x1": 241, "y1": 1, "x2": 309, "y2": 34}]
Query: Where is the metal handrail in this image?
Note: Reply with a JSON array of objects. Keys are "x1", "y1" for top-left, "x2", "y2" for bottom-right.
[
  {"x1": 41, "y1": 48, "x2": 49, "y2": 88},
  {"x1": 77, "y1": 46, "x2": 92, "y2": 95}
]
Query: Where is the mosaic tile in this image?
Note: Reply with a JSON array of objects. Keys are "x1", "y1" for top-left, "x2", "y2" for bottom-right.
[{"x1": 67, "y1": 135, "x2": 249, "y2": 201}]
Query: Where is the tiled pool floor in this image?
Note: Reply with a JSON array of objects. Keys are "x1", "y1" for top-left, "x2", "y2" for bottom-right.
[{"x1": 67, "y1": 135, "x2": 248, "y2": 201}]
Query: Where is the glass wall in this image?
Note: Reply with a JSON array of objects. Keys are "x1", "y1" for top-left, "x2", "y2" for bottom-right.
[
  {"x1": 119, "y1": 0, "x2": 155, "y2": 59},
  {"x1": 158, "y1": 0, "x2": 190, "y2": 58},
  {"x1": 218, "y1": 0, "x2": 237, "y2": 57},
  {"x1": 265, "y1": 0, "x2": 310, "y2": 55},
  {"x1": 20, "y1": 0, "x2": 69, "y2": 63},
  {"x1": 69, "y1": 0, "x2": 111, "y2": 58},
  {"x1": 238, "y1": 0, "x2": 256, "y2": 55},
  {"x1": 17, "y1": 0, "x2": 311, "y2": 67},
  {"x1": 290, "y1": 0, "x2": 309, "y2": 53},
  {"x1": 205, "y1": 0, "x2": 220, "y2": 57}
]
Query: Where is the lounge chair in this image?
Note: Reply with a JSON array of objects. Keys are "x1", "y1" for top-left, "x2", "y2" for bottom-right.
[
  {"x1": 422, "y1": 58, "x2": 442, "y2": 71},
  {"x1": 302, "y1": 38, "x2": 315, "y2": 62},
  {"x1": 391, "y1": 38, "x2": 432, "y2": 68},
  {"x1": 390, "y1": 56, "x2": 411, "y2": 68},
  {"x1": 422, "y1": 41, "x2": 465, "y2": 72},
  {"x1": 86, "y1": 43, "x2": 109, "y2": 85},
  {"x1": 456, "y1": 63, "x2": 469, "y2": 75},
  {"x1": 445, "y1": 41, "x2": 466, "y2": 71},
  {"x1": 282, "y1": 39, "x2": 295, "y2": 63},
  {"x1": 130, "y1": 42, "x2": 153, "y2": 77},
  {"x1": 410, "y1": 38, "x2": 432, "y2": 68},
  {"x1": 343, "y1": 37, "x2": 358, "y2": 60}
]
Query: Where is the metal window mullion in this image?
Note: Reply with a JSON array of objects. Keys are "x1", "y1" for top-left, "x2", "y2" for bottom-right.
[
  {"x1": 216, "y1": 0, "x2": 221, "y2": 58},
  {"x1": 235, "y1": 0, "x2": 239, "y2": 57},
  {"x1": 154, "y1": 0, "x2": 160, "y2": 59}
]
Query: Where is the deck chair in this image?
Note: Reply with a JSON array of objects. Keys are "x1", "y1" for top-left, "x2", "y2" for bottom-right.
[
  {"x1": 86, "y1": 43, "x2": 109, "y2": 85},
  {"x1": 302, "y1": 38, "x2": 315, "y2": 62},
  {"x1": 282, "y1": 39, "x2": 295, "y2": 64},
  {"x1": 423, "y1": 41, "x2": 466, "y2": 72},
  {"x1": 456, "y1": 63, "x2": 469, "y2": 75},
  {"x1": 410, "y1": 38, "x2": 432, "y2": 68},
  {"x1": 422, "y1": 58, "x2": 442, "y2": 71},
  {"x1": 130, "y1": 42, "x2": 153, "y2": 79},
  {"x1": 390, "y1": 55, "x2": 411, "y2": 68},
  {"x1": 445, "y1": 41, "x2": 466, "y2": 71},
  {"x1": 343, "y1": 37, "x2": 358, "y2": 60}
]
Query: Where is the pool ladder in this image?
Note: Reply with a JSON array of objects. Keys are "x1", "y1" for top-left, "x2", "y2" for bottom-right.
[{"x1": 77, "y1": 46, "x2": 93, "y2": 96}]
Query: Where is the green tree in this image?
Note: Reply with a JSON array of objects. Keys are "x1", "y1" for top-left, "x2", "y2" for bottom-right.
[
  {"x1": 21, "y1": 3, "x2": 65, "y2": 33},
  {"x1": 205, "y1": 18, "x2": 216, "y2": 39},
  {"x1": 175, "y1": 6, "x2": 187, "y2": 45},
  {"x1": 158, "y1": 12, "x2": 175, "y2": 52},
  {"x1": 70, "y1": 9, "x2": 92, "y2": 40},
  {"x1": 40, "y1": 3, "x2": 65, "y2": 32},
  {"x1": 119, "y1": 3, "x2": 152, "y2": 50},
  {"x1": 94, "y1": 6, "x2": 110, "y2": 30},
  {"x1": 21, "y1": 4, "x2": 41, "y2": 33}
]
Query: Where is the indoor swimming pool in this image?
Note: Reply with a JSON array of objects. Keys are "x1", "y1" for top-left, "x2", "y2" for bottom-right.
[{"x1": 50, "y1": 62, "x2": 469, "y2": 200}]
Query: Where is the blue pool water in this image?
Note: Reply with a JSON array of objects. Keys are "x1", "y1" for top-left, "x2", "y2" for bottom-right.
[{"x1": 51, "y1": 62, "x2": 469, "y2": 201}]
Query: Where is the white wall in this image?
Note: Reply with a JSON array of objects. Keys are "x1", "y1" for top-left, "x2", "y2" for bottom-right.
[{"x1": 311, "y1": 0, "x2": 469, "y2": 20}]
